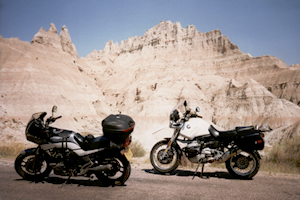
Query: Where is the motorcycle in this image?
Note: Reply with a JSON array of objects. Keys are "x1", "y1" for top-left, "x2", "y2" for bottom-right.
[
  {"x1": 15, "y1": 106, "x2": 135, "y2": 186},
  {"x1": 150, "y1": 100, "x2": 270, "y2": 179}
]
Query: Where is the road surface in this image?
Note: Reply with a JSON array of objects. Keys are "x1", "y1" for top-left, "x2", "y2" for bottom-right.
[{"x1": 0, "y1": 159, "x2": 299, "y2": 200}]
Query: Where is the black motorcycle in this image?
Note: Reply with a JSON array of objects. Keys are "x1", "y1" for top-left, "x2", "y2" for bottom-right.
[{"x1": 15, "y1": 106, "x2": 135, "y2": 186}]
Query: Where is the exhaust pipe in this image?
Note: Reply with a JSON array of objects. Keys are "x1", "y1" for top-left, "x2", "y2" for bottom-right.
[
  {"x1": 88, "y1": 164, "x2": 113, "y2": 172},
  {"x1": 222, "y1": 148, "x2": 241, "y2": 162}
]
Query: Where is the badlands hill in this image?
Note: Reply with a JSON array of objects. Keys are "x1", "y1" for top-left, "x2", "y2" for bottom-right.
[{"x1": 0, "y1": 21, "x2": 299, "y2": 150}]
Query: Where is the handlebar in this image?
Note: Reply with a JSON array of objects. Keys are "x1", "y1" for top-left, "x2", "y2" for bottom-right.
[
  {"x1": 46, "y1": 116, "x2": 62, "y2": 125},
  {"x1": 55, "y1": 116, "x2": 62, "y2": 120}
]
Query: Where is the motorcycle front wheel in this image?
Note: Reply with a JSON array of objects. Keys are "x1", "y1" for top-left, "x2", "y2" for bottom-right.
[
  {"x1": 95, "y1": 154, "x2": 131, "y2": 186},
  {"x1": 150, "y1": 140, "x2": 180, "y2": 174},
  {"x1": 14, "y1": 149, "x2": 52, "y2": 181},
  {"x1": 225, "y1": 150, "x2": 260, "y2": 179}
]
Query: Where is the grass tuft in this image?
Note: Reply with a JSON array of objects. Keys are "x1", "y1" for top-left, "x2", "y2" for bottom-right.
[
  {"x1": 0, "y1": 143, "x2": 30, "y2": 158},
  {"x1": 261, "y1": 135, "x2": 300, "y2": 174},
  {"x1": 130, "y1": 141, "x2": 146, "y2": 158}
]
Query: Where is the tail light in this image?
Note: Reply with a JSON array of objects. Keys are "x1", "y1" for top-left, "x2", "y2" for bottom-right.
[
  {"x1": 123, "y1": 135, "x2": 132, "y2": 148},
  {"x1": 256, "y1": 139, "x2": 263, "y2": 144}
]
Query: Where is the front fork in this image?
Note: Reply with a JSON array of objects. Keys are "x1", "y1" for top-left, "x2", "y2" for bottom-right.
[
  {"x1": 161, "y1": 129, "x2": 180, "y2": 159},
  {"x1": 32, "y1": 146, "x2": 42, "y2": 174}
]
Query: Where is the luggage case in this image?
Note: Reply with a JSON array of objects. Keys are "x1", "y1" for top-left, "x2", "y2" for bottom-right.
[{"x1": 102, "y1": 114, "x2": 135, "y2": 144}]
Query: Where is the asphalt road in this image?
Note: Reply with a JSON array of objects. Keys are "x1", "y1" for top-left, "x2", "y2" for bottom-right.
[{"x1": 0, "y1": 159, "x2": 299, "y2": 200}]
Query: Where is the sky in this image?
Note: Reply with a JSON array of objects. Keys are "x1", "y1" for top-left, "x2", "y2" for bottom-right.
[{"x1": 0, "y1": 0, "x2": 299, "y2": 66}]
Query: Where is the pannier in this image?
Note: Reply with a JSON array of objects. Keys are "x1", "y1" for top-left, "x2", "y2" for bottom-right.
[
  {"x1": 102, "y1": 114, "x2": 135, "y2": 144},
  {"x1": 236, "y1": 132, "x2": 264, "y2": 151}
]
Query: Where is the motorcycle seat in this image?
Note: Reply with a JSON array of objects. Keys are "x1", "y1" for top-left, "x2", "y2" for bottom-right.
[
  {"x1": 88, "y1": 136, "x2": 110, "y2": 150},
  {"x1": 236, "y1": 126, "x2": 254, "y2": 132},
  {"x1": 74, "y1": 134, "x2": 110, "y2": 151},
  {"x1": 209, "y1": 125, "x2": 236, "y2": 138}
]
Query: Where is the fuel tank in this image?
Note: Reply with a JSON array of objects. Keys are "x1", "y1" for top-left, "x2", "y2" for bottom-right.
[{"x1": 180, "y1": 118, "x2": 211, "y2": 140}]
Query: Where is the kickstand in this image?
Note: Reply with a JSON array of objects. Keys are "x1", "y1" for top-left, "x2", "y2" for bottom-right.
[
  {"x1": 192, "y1": 163, "x2": 205, "y2": 179},
  {"x1": 201, "y1": 163, "x2": 205, "y2": 178},
  {"x1": 61, "y1": 171, "x2": 73, "y2": 187}
]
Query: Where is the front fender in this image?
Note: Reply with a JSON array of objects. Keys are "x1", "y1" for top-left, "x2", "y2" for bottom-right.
[
  {"x1": 19, "y1": 147, "x2": 52, "y2": 162},
  {"x1": 20, "y1": 148, "x2": 37, "y2": 155}
]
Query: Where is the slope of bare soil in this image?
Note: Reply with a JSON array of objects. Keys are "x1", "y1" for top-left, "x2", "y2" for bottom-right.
[{"x1": 0, "y1": 21, "x2": 299, "y2": 150}]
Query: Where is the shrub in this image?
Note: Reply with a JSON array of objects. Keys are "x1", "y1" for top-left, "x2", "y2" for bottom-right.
[
  {"x1": 262, "y1": 135, "x2": 300, "y2": 174},
  {"x1": 130, "y1": 141, "x2": 146, "y2": 157},
  {"x1": 0, "y1": 143, "x2": 29, "y2": 158}
]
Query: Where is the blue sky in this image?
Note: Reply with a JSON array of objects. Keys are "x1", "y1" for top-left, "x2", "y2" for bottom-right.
[{"x1": 1, "y1": 0, "x2": 299, "y2": 66}]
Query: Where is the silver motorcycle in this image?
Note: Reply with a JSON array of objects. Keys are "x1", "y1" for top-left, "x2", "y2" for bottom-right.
[{"x1": 15, "y1": 106, "x2": 134, "y2": 186}]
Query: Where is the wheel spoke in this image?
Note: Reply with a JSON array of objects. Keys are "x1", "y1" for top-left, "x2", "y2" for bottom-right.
[{"x1": 150, "y1": 141, "x2": 180, "y2": 173}]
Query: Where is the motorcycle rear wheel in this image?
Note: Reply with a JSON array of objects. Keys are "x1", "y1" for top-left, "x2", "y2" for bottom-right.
[
  {"x1": 150, "y1": 140, "x2": 180, "y2": 174},
  {"x1": 95, "y1": 154, "x2": 131, "y2": 186},
  {"x1": 225, "y1": 150, "x2": 260, "y2": 179},
  {"x1": 14, "y1": 149, "x2": 52, "y2": 181}
]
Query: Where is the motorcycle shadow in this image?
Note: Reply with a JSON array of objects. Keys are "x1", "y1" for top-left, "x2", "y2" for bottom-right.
[
  {"x1": 17, "y1": 175, "x2": 125, "y2": 187},
  {"x1": 143, "y1": 168, "x2": 245, "y2": 180}
]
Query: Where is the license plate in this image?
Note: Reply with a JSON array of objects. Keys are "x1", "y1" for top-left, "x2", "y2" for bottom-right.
[{"x1": 124, "y1": 148, "x2": 133, "y2": 160}]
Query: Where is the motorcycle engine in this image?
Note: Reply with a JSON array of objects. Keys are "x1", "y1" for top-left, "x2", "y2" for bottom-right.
[
  {"x1": 50, "y1": 149, "x2": 81, "y2": 175},
  {"x1": 184, "y1": 140, "x2": 224, "y2": 163}
]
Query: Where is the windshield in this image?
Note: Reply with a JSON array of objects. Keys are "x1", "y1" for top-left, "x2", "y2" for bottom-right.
[
  {"x1": 26, "y1": 112, "x2": 46, "y2": 128},
  {"x1": 170, "y1": 100, "x2": 184, "y2": 115},
  {"x1": 31, "y1": 112, "x2": 45, "y2": 120},
  {"x1": 169, "y1": 100, "x2": 187, "y2": 123}
]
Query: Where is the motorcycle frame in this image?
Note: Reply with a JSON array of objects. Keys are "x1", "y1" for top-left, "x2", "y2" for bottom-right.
[{"x1": 161, "y1": 122, "x2": 263, "y2": 165}]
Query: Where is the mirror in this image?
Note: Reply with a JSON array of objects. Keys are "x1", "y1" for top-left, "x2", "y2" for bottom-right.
[
  {"x1": 183, "y1": 100, "x2": 187, "y2": 107},
  {"x1": 52, "y1": 105, "x2": 57, "y2": 116},
  {"x1": 196, "y1": 107, "x2": 200, "y2": 112}
]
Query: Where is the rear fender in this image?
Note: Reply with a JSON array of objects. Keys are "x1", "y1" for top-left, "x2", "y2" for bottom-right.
[
  {"x1": 95, "y1": 148, "x2": 124, "y2": 159},
  {"x1": 253, "y1": 150, "x2": 262, "y2": 160}
]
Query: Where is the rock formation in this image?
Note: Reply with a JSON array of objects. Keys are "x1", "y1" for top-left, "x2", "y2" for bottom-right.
[
  {"x1": 0, "y1": 21, "x2": 299, "y2": 150},
  {"x1": 0, "y1": 24, "x2": 110, "y2": 145},
  {"x1": 85, "y1": 21, "x2": 300, "y2": 106},
  {"x1": 32, "y1": 23, "x2": 78, "y2": 58}
]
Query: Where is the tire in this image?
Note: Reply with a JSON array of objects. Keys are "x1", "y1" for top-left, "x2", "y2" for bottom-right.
[
  {"x1": 14, "y1": 149, "x2": 52, "y2": 181},
  {"x1": 150, "y1": 140, "x2": 180, "y2": 174},
  {"x1": 95, "y1": 154, "x2": 131, "y2": 186},
  {"x1": 225, "y1": 150, "x2": 260, "y2": 179}
]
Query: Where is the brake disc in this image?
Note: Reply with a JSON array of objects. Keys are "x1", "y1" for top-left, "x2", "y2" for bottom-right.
[
  {"x1": 157, "y1": 149, "x2": 174, "y2": 164},
  {"x1": 24, "y1": 157, "x2": 41, "y2": 173}
]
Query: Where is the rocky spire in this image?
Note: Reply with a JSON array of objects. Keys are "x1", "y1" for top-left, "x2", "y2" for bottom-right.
[
  {"x1": 31, "y1": 23, "x2": 78, "y2": 58},
  {"x1": 49, "y1": 23, "x2": 58, "y2": 33},
  {"x1": 60, "y1": 25, "x2": 78, "y2": 58},
  {"x1": 31, "y1": 27, "x2": 47, "y2": 44}
]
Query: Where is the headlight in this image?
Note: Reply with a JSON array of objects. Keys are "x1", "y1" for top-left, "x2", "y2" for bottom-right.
[{"x1": 170, "y1": 109, "x2": 179, "y2": 122}]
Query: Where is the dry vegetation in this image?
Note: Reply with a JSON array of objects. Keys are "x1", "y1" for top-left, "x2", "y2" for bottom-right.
[
  {"x1": 0, "y1": 140, "x2": 146, "y2": 159},
  {"x1": 0, "y1": 143, "x2": 32, "y2": 158},
  {"x1": 261, "y1": 136, "x2": 300, "y2": 174},
  {"x1": 130, "y1": 141, "x2": 146, "y2": 157}
]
